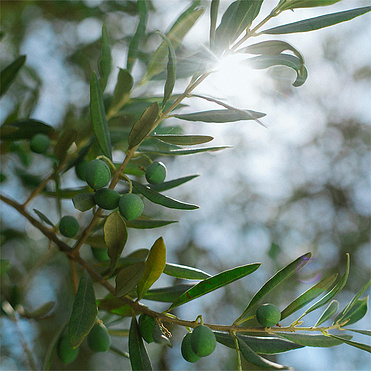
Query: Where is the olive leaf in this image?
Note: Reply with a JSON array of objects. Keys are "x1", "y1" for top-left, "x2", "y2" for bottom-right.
[{"x1": 0, "y1": 55, "x2": 26, "y2": 97}]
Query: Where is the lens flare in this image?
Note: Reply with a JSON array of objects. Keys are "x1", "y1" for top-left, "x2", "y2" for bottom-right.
[{"x1": 295, "y1": 257, "x2": 322, "y2": 284}]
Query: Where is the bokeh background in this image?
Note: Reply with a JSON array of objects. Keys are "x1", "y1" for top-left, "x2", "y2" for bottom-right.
[{"x1": 1, "y1": 0, "x2": 370, "y2": 370}]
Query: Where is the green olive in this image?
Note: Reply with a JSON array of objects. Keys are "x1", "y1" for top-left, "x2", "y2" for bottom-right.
[
  {"x1": 57, "y1": 333, "x2": 79, "y2": 365},
  {"x1": 91, "y1": 247, "x2": 109, "y2": 262},
  {"x1": 118, "y1": 193, "x2": 144, "y2": 221},
  {"x1": 75, "y1": 159, "x2": 88, "y2": 181},
  {"x1": 256, "y1": 303, "x2": 281, "y2": 327},
  {"x1": 190, "y1": 325, "x2": 216, "y2": 357},
  {"x1": 181, "y1": 332, "x2": 201, "y2": 363},
  {"x1": 85, "y1": 159, "x2": 111, "y2": 190},
  {"x1": 59, "y1": 216, "x2": 79, "y2": 238},
  {"x1": 145, "y1": 162, "x2": 167, "y2": 185},
  {"x1": 138, "y1": 314, "x2": 155, "y2": 343},
  {"x1": 87, "y1": 322, "x2": 111, "y2": 352},
  {"x1": 30, "y1": 133, "x2": 50, "y2": 154},
  {"x1": 94, "y1": 188, "x2": 120, "y2": 210}
]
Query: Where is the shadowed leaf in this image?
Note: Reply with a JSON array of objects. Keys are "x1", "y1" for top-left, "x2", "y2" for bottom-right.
[
  {"x1": 276, "y1": 333, "x2": 352, "y2": 347},
  {"x1": 0, "y1": 55, "x2": 26, "y2": 97},
  {"x1": 150, "y1": 134, "x2": 213, "y2": 146},
  {"x1": 315, "y1": 300, "x2": 339, "y2": 327},
  {"x1": 116, "y1": 262, "x2": 146, "y2": 297},
  {"x1": 99, "y1": 25, "x2": 112, "y2": 91},
  {"x1": 125, "y1": 219, "x2": 178, "y2": 229},
  {"x1": 139, "y1": 146, "x2": 231, "y2": 156},
  {"x1": 0, "y1": 119, "x2": 54, "y2": 140},
  {"x1": 33, "y1": 209, "x2": 54, "y2": 227},
  {"x1": 143, "y1": 284, "x2": 196, "y2": 302},
  {"x1": 72, "y1": 193, "x2": 95, "y2": 212},
  {"x1": 175, "y1": 109, "x2": 265, "y2": 122},
  {"x1": 109, "y1": 68, "x2": 134, "y2": 116}
]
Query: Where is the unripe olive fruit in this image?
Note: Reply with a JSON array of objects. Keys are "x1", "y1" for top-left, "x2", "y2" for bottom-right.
[
  {"x1": 59, "y1": 216, "x2": 79, "y2": 238},
  {"x1": 256, "y1": 303, "x2": 281, "y2": 327},
  {"x1": 145, "y1": 162, "x2": 167, "y2": 185},
  {"x1": 87, "y1": 322, "x2": 110, "y2": 352},
  {"x1": 138, "y1": 314, "x2": 155, "y2": 343},
  {"x1": 191, "y1": 325, "x2": 216, "y2": 357},
  {"x1": 119, "y1": 193, "x2": 144, "y2": 221},
  {"x1": 57, "y1": 334, "x2": 79, "y2": 365},
  {"x1": 91, "y1": 247, "x2": 109, "y2": 262},
  {"x1": 94, "y1": 188, "x2": 120, "y2": 210},
  {"x1": 30, "y1": 133, "x2": 50, "y2": 154},
  {"x1": 181, "y1": 332, "x2": 201, "y2": 363},
  {"x1": 85, "y1": 159, "x2": 111, "y2": 190},
  {"x1": 75, "y1": 159, "x2": 88, "y2": 181}
]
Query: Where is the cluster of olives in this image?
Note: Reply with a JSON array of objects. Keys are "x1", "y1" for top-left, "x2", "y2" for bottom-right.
[
  {"x1": 29, "y1": 133, "x2": 50, "y2": 154},
  {"x1": 256, "y1": 303, "x2": 281, "y2": 327},
  {"x1": 181, "y1": 325, "x2": 216, "y2": 363},
  {"x1": 57, "y1": 321, "x2": 110, "y2": 365}
]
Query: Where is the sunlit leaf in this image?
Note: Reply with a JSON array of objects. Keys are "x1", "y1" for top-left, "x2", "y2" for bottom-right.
[
  {"x1": 132, "y1": 180, "x2": 199, "y2": 210},
  {"x1": 137, "y1": 237, "x2": 167, "y2": 300},
  {"x1": 150, "y1": 134, "x2": 213, "y2": 146},
  {"x1": 139, "y1": 146, "x2": 231, "y2": 156},
  {"x1": 280, "y1": 274, "x2": 338, "y2": 320},
  {"x1": 125, "y1": 219, "x2": 178, "y2": 229},
  {"x1": 68, "y1": 273, "x2": 97, "y2": 348},
  {"x1": 54, "y1": 130, "x2": 77, "y2": 163},
  {"x1": 236, "y1": 253, "x2": 312, "y2": 324},
  {"x1": 215, "y1": 332, "x2": 304, "y2": 354},
  {"x1": 328, "y1": 335, "x2": 371, "y2": 353},
  {"x1": 168, "y1": 263, "x2": 260, "y2": 310},
  {"x1": 147, "y1": 174, "x2": 199, "y2": 192},
  {"x1": 276, "y1": 333, "x2": 352, "y2": 347},
  {"x1": 109, "y1": 68, "x2": 134, "y2": 116},
  {"x1": 163, "y1": 262, "x2": 211, "y2": 280},
  {"x1": 315, "y1": 300, "x2": 339, "y2": 327},
  {"x1": 262, "y1": 6, "x2": 371, "y2": 34},
  {"x1": 238, "y1": 338, "x2": 290, "y2": 369},
  {"x1": 128, "y1": 102, "x2": 159, "y2": 148},
  {"x1": 99, "y1": 25, "x2": 112, "y2": 91},
  {"x1": 280, "y1": 0, "x2": 341, "y2": 10},
  {"x1": 142, "y1": 284, "x2": 196, "y2": 302},
  {"x1": 129, "y1": 316, "x2": 153, "y2": 370},
  {"x1": 116, "y1": 262, "x2": 146, "y2": 297},
  {"x1": 0, "y1": 119, "x2": 54, "y2": 140},
  {"x1": 72, "y1": 193, "x2": 95, "y2": 212},
  {"x1": 210, "y1": 0, "x2": 220, "y2": 49},
  {"x1": 90, "y1": 71, "x2": 112, "y2": 160},
  {"x1": 336, "y1": 297, "x2": 369, "y2": 327},
  {"x1": 33, "y1": 209, "x2": 54, "y2": 227},
  {"x1": 0, "y1": 55, "x2": 26, "y2": 97}
]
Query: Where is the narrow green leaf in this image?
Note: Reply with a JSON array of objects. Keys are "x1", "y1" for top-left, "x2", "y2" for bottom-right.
[
  {"x1": 148, "y1": 174, "x2": 199, "y2": 192},
  {"x1": 0, "y1": 55, "x2": 26, "y2": 97},
  {"x1": 336, "y1": 297, "x2": 369, "y2": 327},
  {"x1": 137, "y1": 237, "x2": 167, "y2": 300},
  {"x1": 33, "y1": 209, "x2": 54, "y2": 227},
  {"x1": 276, "y1": 333, "x2": 352, "y2": 347},
  {"x1": 210, "y1": 0, "x2": 220, "y2": 49},
  {"x1": 0, "y1": 259, "x2": 10, "y2": 277},
  {"x1": 68, "y1": 273, "x2": 97, "y2": 348},
  {"x1": 128, "y1": 102, "x2": 159, "y2": 148},
  {"x1": 315, "y1": 300, "x2": 339, "y2": 327},
  {"x1": 129, "y1": 317, "x2": 153, "y2": 370},
  {"x1": 90, "y1": 71, "x2": 112, "y2": 160},
  {"x1": 215, "y1": 332, "x2": 304, "y2": 354},
  {"x1": 104, "y1": 211, "x2": 128, "y2": 273},
  {"x1": 236, "y1": 253, "x2": 312, "y2": 323},
  {"x1": 139, "y1": 145, "x2": 231, "y2": 156},
  {"x1": 328, "y1": 335, "x2": 371, "y2": 353},
  {"x1": 346, "y1": 329, "x2": 371, "y2": 336},
  {"x1": 164, "y1": 263, "x2": 211, "y2": 280},
  {"x1": 0, "y1": 119, "x2": 54, "y2": 140},
  {"x1": 303, "y1": 253, "x2": 350, "y2": 316},
  {"x1": 280, "y1": 274, "x2": 338, "y2": 320},
  {"x1": 238, "y1": 338, "x2": 290, "y2": 369},
  {"x1": 281, "y1": 0, "x2": 341, "y2": 10},
  {"x1": 168, "y1": 263, "x2": 260, "y2": 310},
  {"x1": 116, "y1": 262, "x2": 146, "y2": 297},
  {"x1": 175, "y1": 109, "x2": 266, "y2": 123},
  {"x1": 44, "y1": 187, "x2": 89, "y2": 199},
  {"x1": 262, "y1": 7, "x2": 371, "y2": 34},
  {"x1": 125, "y1": 219, "x2": 178, "y2": 229},
  {"x1": 150, "y1": 134, "x2": 213, "y2": 146},
  {"x1": 54, "y1": 130, "x2": 77, "y2": 163},
  {"x1": 109, "y1": 68, "x2": 134, "y2": 115},
  {"x1": 43, "y1": 323, "x2": 67, "y2": 371},
  {"x1": 99, "y1": 25, "x2": 112, "y2": 91},
  {"x1": 97, "y1": 295, "x2": 134, "y2": 317},
  {"x1": 143, "y1": 284, "x2": 195, "y2": 302},
  {"x1": 168, "y1": 0, "x2": 201, "y2": 33},
  {"x1": 132, "y1": 180, "x2": 199, "y2": 210},
  {"x1": 72, "y1": 193, "x2": 95, "y2": 212},
  {"x1": 24, "y1": 301, "x2": 55, "y2": 319}
]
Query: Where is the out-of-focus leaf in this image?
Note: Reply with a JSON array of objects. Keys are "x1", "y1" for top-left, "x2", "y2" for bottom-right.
[
  {"x1": 72, "y1": 193, "x2": 95, "y2": 212},
  {"x1": 280, "y1": 0, "x2": 341, "y2": 10},
  {"x1": 144, "y1": 8, "x2": 204, "y2": 80},
  {"x1": 0, "y1": 55, "x2": 26, "y2": 97},
  {"x1": 0, "y1": 259, "x2": 10, "y2": 277},
  {"x1": 0, "y1": 119, "x2": 54, "y2": 140},
  {"x1": 128, "y1": 102, "x2": 159, "y2": 148},
  {"x1": 129, "y1": 316, "x2": 153, "y2": 370},
  {"x1": 142, "y1": 284, "x2": 196, "y2": 302},
  {"x1": 24, "y1": 301, "x2": 55, "y2": 319},
  {"x1": 116, "y1": 262, "x2": 146, "y2": 297},
  {"x1": 210, "y1": 0, "x2": 219, "y2": 49},
  {"x1": 125, "y1": 219, "x2": 178, "y2": 229},
  {"x1": 109, "y1": 68, "x2": 134, "y2": 116},
  {"x1": 90, "y1": 71, "x2": 112, "y2": 160},
  {"x1": 99, "y1": 25, "x2": 112, "y2": 91},
  {"x1": 174, "y1": 108, "x2": 265, "y2": 122},
  {"x1": 236, "y1": 253, "x2": 312, "y2": 324},
  {"x1": 280, "y1": 274, "x2": 338, "y2": 320},
  {"x1": 150, "y1": 134, "x2": 213, "y2": 146},
  {"x1": 328, "y1": 335, "x2": 371, "y2": 353},
  {"x1": 215, "y1": 0, "x2": 263, "y2": 51},
  {"x1": 152, "y1": 322, "x2": 172, "y2": 346},
  {"x1": 54, "y1": 130, "x2": 77, "y2": 163},
  {"x1": 137, "y1": 237, "x2": 166, "y2": 300},
  {"x1": 68, "y1": 273, "x2": 97, "y2": 348},
  {"x1": 262, "y1": 7, "x2": 371, "y2": 34},
  {"x1": 104, "y1": 211, "x2": 128, "y2": 273},
  {"x1": 215, "y1": 332, "x2": 304, "y2": 354},
  {"x1": 148, "y1": 174, "x2": 199, "y2": 192},
  {"x1": 336, "y1": 297, "x2": 369, "y2": 326},
  {"x1": 238, "y1": 338, "x2": 290, "y2": 369},
  {"x1": 246, "y1": 54, "x2": 308, "y2": 87},
  {"x1": 168, "y1": 0, "x2": 201, "y2": 32},
  {"x1": 44, "y1": 187, "x2": 89, "y2": 199},
  {"x1": 168, "y1": 263, "x2": 260, "y2": 310},
  {"x1": 139, "y1": 146, "x2": 231, "y2": 156},
  {"x1": 43, "y1": 323, "x2": 66, "y2": 371},
  {"x1": 315, "y1": 300, "x2": 339, "y2": 327},
  {"x1": 276, "y1": 333, "x2": 352, "y2": 347},
  {"x1": 132, "y1": 180, "x2": 199, "y2": 210},
  {"x1": 33, "y1": 209, "x2": 55, "y2": 227},
  {"x1": 164, "y1": 263, "x2": 211, "y2": 280}
]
